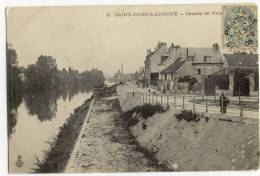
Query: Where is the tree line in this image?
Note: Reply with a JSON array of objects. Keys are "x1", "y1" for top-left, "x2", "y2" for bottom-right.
[
  {"x1": 7, "y1": 44, "x2": 105, "y2": 135},
  {"x1": 7, "y1": 44, "x2": 105, "y2": 95}
]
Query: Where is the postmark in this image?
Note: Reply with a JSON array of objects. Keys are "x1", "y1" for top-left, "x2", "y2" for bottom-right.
[{"x1": 222, "y1": 5, "x2": 258, "y2": 53}]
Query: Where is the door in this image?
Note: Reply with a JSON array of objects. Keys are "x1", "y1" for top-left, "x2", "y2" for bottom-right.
[{"x1": 233, "y1": 75, "x2": 249, "y2": 96}]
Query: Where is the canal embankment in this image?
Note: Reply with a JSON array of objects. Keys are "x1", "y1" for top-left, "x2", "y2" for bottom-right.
[
  {"x1": 65, "y1": 84, "x2": 168, "y2": 172},
  {"x1": 117, "y1": 84, "x2": 259, "y2": 171},
  {"x1": 33, "y1": 95, "x2": 94, "y2": 173}
]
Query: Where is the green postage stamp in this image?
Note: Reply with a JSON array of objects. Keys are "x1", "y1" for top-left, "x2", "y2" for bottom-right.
[{"x1": 223, "y1": 5, "x2": 258, "y2": 53}]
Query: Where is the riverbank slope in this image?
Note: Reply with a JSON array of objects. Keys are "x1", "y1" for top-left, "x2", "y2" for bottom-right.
[
  {"x1": 34, "y1": 95, "x2": 94, "y2": 173},
  {"x1": 117, "y1": 84, "x2": 259, "y2": 171}
]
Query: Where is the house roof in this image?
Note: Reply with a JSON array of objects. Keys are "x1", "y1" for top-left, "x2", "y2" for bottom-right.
[
  {"x1": 146, "y1": 42, "x2": 168, "y2": 60},
  {"x1": 161, "y1": 47, "x2": 223, "y2": 69},
  {"x1": 161, "y1": 57, "x2": 186, "y2": 74},
  {"x1": 146, "y1": 52, "x2": 155, "y2": 59},
  {"x1": 210, "y1": 67, "x2": 258, "y2": 76},
  {"x1": 187, "y1": 48, "x2": 223, "y2": 64},
  {"x1": 138, "y1": 67, "x2": 145, "y2": 73},
  {"x1": 224, "y1": 54, "x2": 258, "y2": 67},
  {"x1": 157, "y1": 42, "x2": 167, "y2": 49}
]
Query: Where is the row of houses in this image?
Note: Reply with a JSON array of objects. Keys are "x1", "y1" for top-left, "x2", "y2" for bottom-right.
[{"x1": 144, "y1": 42, "x2": 258, "y2": 96}]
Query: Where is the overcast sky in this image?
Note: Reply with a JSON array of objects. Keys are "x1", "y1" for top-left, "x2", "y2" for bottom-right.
[{"x1": 7, "y1": 4, "x2": 222, "y2": 76}]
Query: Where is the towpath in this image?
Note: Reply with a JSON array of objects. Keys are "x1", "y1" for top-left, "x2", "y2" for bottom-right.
[{"x1": 65, "y1": 91, "x2": 160, "y2": 172}]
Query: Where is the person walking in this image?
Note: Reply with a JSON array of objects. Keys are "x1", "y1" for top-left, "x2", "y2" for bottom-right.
[{"x1": 219, "y1": 91, "x2": 230, "y2": 114}]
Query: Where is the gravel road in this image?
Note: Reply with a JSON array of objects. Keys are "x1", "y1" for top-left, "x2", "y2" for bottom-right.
[{"x1": 65, "y1": 93, "x2": 161, "y2": 172}]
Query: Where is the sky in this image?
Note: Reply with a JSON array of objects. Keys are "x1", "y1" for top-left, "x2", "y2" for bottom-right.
[{"x1": 6, "y1": 4, "x2": 223, "y2": 76}]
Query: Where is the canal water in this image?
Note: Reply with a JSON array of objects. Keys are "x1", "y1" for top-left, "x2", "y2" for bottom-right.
[{"x1": 8, "y1": 90, "x2": 92, "y2": 173}]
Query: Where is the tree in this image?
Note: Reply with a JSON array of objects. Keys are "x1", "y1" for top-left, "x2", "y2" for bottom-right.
[
  {"x1": 80, "y1": 69, "x2": 105, "y2": 88},
  {"x1": 25, "y1": 55, "x2": 58, "y2": 91},
  {"x1": 6, "y1": 44, "x2": 23, "y2": 136}
]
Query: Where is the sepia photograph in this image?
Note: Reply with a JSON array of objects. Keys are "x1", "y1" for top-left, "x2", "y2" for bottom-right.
[{"x1": 5, "y1": 3, "x2": 259, "y2": 174}]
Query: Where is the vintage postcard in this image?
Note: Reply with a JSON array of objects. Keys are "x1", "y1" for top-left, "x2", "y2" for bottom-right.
[{"x1": 6, "y1": 4, "x2": 259, "y2": 173}]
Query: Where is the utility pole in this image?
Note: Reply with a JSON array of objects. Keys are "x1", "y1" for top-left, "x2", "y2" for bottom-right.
[
  {"x1": 238, "y1": 62, "x2": 242, "y2": 104},
  {"x1": 201, "y1": 56, "x2": 207, "y2": 100},
  {"x1": 238, "y1": 71, "x2": 241, "y2": 104}
]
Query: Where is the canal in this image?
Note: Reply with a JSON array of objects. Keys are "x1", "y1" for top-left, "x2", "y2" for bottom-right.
[{"x1": 8, "y1": 89, "x2": 93, "y2": 173}]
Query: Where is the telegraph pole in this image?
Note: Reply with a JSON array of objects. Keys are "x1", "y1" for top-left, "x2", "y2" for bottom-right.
[
  {"x1": 201, "y1": 56, "x2": 207, "y2": 100},
  {"x1": 238, "y1": 62, "x2": 242, "y2": 104}
]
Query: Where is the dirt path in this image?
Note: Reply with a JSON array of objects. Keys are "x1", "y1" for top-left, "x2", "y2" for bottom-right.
[{"x1": 65, "y1": 92, "x2": 160, "y2": 172}]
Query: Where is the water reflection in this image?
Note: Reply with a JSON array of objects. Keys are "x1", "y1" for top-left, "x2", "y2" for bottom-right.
[
  {"x1": 8, "y1": 88, "x2": 93, "y2": 173},
  {"x1": 8, "y1": 91, "x2": 23, "y2": 136},
  {"x1": 8, "y1": 109, "x2": 18, "y2": 136},
  {"x1": 8, "y1": 86, "x2": 91, "y2": 138},
  {"x1": 24, "y1": 91, "x2": 58, "y2": 122}
]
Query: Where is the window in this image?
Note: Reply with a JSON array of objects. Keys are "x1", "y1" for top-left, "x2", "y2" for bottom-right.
[
  {"x1": 197, "y1": 69, "x2": 201, "y2": 75},
  {"x1": 204, "y1": 56, "x2": 211, "y2": 63},
  {"x1": 150, "y1": 73, "x2": 159, "y2": 81},
  {"x1": 204, "y1": 56, "x2": 207, "y2": 63},
  {"x1": 171, "y1": 73, "x2": 174, "y2": 80},
  {"x1": 167, "y1": 84, "x2": 170, "y2": 90},
  {"x1": 161, "y1": 56, "x2": 168, "y2": 63},
  {"x1": 165, "y1": 74, "x2": 167, "y2": 80},
  {"x1": 255, "y1": 72, "x2": 259, "y2": 91}
]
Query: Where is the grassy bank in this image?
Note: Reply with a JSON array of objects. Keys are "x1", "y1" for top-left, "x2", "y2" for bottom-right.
[
  {"x1": 117, "y1": 102, "x2": 171, "y2": 171},
  {"x1": 117, "y1": 84, "x2": 259, "y2": 171},
  {"x1": 109, "y1": 95, "x2": 171, "y2": 171},
  {"x1": 33, "y1": 95, "x2": 94, "y2": 173}
]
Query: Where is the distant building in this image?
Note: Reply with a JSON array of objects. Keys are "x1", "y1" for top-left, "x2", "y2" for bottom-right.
[
  {"x1": 209, "y1": 54, "x2": 258, "y2": 96},
  {"x1": 113, "y1": 64, "x2": 133, "y2": 83},
  {"x1": 114, "y1": 69, "x2": 122, "y2": 79},
  {"x1": 144, "y1": 42, "x2": 258, "y2": 96},
  {"x1": 160, "y1": 44, "x2": 224, "y2": 94},
  {"x1": 134, "y1": 67, "x2": 145, "y2": 87},
  {"x1": 160, "y1": 57, "x2": 190, "y2": 94},
  {"x1": 144, "y1": 42, "x2": 169, "y2": 88},
  {"x1": 145, "y1": 42, "x2": 224, "y2": 94},
  {"x1": 137, "y1": 67, "x2": 145, "y2": 81}
]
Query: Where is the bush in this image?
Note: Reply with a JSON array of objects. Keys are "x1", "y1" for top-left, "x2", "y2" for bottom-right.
[
  {"x1": 178, "y1": 76, "x2": 198, "y2": 90},
  {"x1": 175, "y1": 110, "x2": 205, "y2": 122},
  {"x1": 123, "y1": 104, "x2": 167, "y2": 126},
  {"x1": 142, "y1": 122, "x2": 147, "y2": 130}
]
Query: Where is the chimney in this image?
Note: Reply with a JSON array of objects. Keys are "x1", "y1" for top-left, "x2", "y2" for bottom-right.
[
  {"x1": 147, "y1": 49, "x2": 152, "y2": 55},
  {"x1": 121, "y1": 64, "x2": 123, "y2": 74},
  {"x1": 157, "y1": 42, "x2": 167, "y2": 49},
  {"x1": 212, "y1": 43, "x2": 219, "y2": 51},
  {"x1": 186, "y1": 48, "x2": 189, "y2": 57}
]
